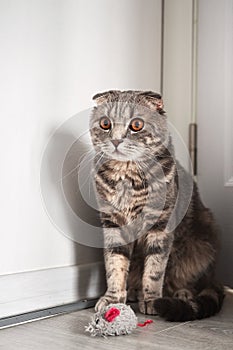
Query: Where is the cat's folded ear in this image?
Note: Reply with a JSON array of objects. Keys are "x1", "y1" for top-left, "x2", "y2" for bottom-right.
[
  {"x1": 139, "y1": 91, "x2": 165, "y2": 114},
  {"x1": 92, "y1": 90, "x2": 120, "y2": 105},
  {"x1": 92, "y1": 90, "x2": 165, "y2": 114}
]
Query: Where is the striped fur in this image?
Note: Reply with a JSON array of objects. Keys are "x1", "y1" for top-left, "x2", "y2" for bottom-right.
[{"x1": 90, "y1": 90, "x2": 224, "y2": 321}]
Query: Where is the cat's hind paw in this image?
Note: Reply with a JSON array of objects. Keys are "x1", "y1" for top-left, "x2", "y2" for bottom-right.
[{"x1": 138, "y1": 299, "x2": 158, "y2": 315}]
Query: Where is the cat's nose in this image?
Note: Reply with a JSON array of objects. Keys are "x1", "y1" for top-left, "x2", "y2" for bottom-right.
[{"x1": 111, "y1": 139, "x2": 123, "y2": 148}]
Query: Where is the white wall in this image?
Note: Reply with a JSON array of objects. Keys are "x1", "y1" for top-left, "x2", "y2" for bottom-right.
[{"x1": 0, "y1": 0, "x2": 162, "y2": 275}]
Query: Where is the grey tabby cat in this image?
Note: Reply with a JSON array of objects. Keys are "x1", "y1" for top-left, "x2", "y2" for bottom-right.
[{"x1": 89, "y1": 90, "x2": 224, "y2": 321}]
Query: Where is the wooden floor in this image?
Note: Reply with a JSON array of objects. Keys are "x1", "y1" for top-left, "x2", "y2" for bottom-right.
[{"x1": 1, "y1": 290, "x2": 233, "y2": 350}]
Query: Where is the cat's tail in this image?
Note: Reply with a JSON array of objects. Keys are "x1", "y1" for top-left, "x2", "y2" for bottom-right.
[{"x1": 153, "y1": 285, "x2": 225, "y2": 322}]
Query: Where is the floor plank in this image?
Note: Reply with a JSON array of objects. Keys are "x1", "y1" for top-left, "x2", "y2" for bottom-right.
[{"x1": 0, "y1": 291, "x2": 232, "y2": 350}]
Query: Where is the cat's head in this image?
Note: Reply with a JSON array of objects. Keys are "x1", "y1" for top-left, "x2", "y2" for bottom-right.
[{"x1": 89, "y1": 90, "x2": 169, "y2": 162}]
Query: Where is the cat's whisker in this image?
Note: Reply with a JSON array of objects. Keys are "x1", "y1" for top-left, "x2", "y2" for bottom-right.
[
  {"x1": 135, "y1": 161, "x2": 147, "y2": 192},
  {"x1": 57, "y1": 148, "x2": 97, "y2": 183},
  {"x1": 78, "y1": 148, "x2": 96, "y2": 163},
  {"x1": 88, "y1": 152, "x2": 105, "y2": 199},
  {"x1": 142, "y1": 152, "x2": 175, "y2": 171},
  {"x1": 78, "y1": 152, "x2": 103, "y2": 193}
]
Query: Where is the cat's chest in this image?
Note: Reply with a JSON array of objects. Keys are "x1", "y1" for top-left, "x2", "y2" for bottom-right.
[
  {"x1": 95, "y1": 161, "x2": 147, "y2": 216},
  {"x1": 110, "y1": 175, "x2": 135, "y2": 213}
]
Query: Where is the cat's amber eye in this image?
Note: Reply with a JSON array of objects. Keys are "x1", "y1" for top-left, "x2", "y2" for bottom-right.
[
  {"x1": 129, "y1": 118, "x2": 144, "y2": 132},
  {"x1": 100, "y1": 117, "x2": 111, "y2": 130}
]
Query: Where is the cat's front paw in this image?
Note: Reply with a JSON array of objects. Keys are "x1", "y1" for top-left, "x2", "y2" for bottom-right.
[
  {"x1": 95, "y1": 296, "x2": 111, "y2": 312},
  {"x1": 95, "y1": 292, "x2": 127, "y2": 312},
  {"x1": 138, "y1": 299, "x2": 158, "y2": 315}
]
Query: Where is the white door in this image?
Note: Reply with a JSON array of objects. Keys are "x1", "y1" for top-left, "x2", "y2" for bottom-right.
[{"x1": 197, "y1": 0, "x2": 233, "y2": 287}]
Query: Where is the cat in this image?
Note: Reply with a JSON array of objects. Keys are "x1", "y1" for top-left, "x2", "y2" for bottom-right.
[{"x1": 89, "y1": 90, "x2": 224, "y2": 321}]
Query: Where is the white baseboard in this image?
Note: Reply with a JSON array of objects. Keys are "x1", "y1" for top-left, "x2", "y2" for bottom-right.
[{"x1": 0, "y1": 262, "x2": 105, "y2": 319}]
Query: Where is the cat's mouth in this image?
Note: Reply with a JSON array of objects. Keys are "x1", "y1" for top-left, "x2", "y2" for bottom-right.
[
  {"x1": 113, "y1": 149, "x2": 124, "y2": 155},
  {"x1": 111, "y1": 149, "x2": 129, "y2": 160}
]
